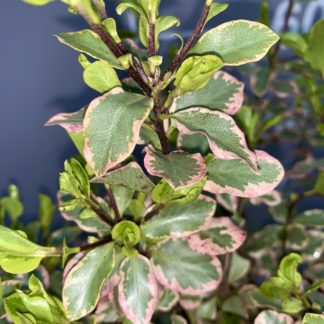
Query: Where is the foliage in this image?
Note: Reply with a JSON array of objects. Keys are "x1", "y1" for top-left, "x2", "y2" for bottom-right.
[{"x1": 1, "y1": 0, "x2": 324, "y2": 323}]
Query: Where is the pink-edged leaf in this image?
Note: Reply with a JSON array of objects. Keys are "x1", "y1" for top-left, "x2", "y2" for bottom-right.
[
  {"x1": 83, "y1": 87, "x2": 153, "y2": 175},
  {"x1": 157, "y1": 289, "x2": 179, "y2": 312},
  {"x1": 118, "y1": 255, "x2": 159, "y2": 324},
  {"x1": 254, "y1": 310, "x2": 294, "y2": 324},
  {"x1": 141, "y1": 196, "x2": 216, "y2": 240},
  {"x1": 187, "y1": 217, "x2": 246, "y2": 256},
  {"x1": 216, "y1": 193, "x2": 239, "y2": 213},
  {"x1": 170, "y1": 71, "x2": 244, "y2": 115},
  {"x1": 171, "y1": 108, "x2": 257, "y2": 169},
  {"x1": 144, "y1": 146, "x2": 206, "y2": 189},
  {"x1": 152, "y1": 238, "x2": 222, "y2": 296},
  {"x1": 250, "y1": 190, "x2": 282, "y2": 207},
  {"x1": 205, "y1": 150, "x2": 284, "y2": 198},
  {"x1": 45, "y1": 107, "x2": 86, "y2": 133}
]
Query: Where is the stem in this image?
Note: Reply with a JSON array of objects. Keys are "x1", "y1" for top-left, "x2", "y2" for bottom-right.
[
  {"x1": 218, "y1": 254, "x2": 232, "y2": 299},
  {"x1": 269, "y1": 0, "x2": 295, "y2": 68},
  {"x1": 148, "y1": 21, "x2": 156, "y2": 57},
  {"x1": 162, "y1": 1, "x2": 211, "y2": 77},
  {"x1": 107, "y1": 187, "x2": 121, "y2": 222},
  {"x1": 87, "y1": 198, "x2": 115, "y2": 227},
  {"x1": 79, "y1": 235, "x2": 113, "y2": 252},
  {"x1": 91, "y1": 0, "x2": 107, "y2": 20},
  {"x1": 143, "y1": 205, "x2": 164, "y2": 222}
]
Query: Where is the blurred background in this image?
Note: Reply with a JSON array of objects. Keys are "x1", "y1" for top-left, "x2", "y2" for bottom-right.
[{"x1": 1, "y1": 0, "x2": 324, "y2": 221}]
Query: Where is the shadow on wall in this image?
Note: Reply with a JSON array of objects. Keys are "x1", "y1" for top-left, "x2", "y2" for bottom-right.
[{"x1": 0, "y1": 0, "x2": 323, "y2": 223}]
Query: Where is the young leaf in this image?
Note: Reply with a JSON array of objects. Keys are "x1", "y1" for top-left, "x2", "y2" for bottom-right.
[
  {"x1": 152, "y1": 238, "x2": 222, "y2": 295},
  {"x1": 305, "y1": 20, "x2": 324, "y2": 77},
  {"x1": 254, "y1": 310, "x2": 294, "y2": 324},
  {"x1": 171, "y1": 71, "x2": 244, "y2": 115},
  {"x1": 186, "y1": 217, "x2": 246, "y2": 256},
  {"x1": 63, "y1": 243, "x2": 115, "y2": 321},
  {"x1": 171, "y1": 108, "x2": 257, "y2": 169},
  {"x1": 191, "y1": 20, "x2": 279, "y2": 66},
  {"x1": 91, "y1": 162, "x2": 154, "y2": 193},
  {"x1": 205, "y1": 150, "x2": 284, "y2": 198},
  {"x1": 56, "y1": 30, "x2": 121, "y2": 69},
  {"x1": 206, "y1": 3, "x2": 229, "y2": 23},
  {"x1": 83, "y1": 88, "x2": 154, "y2": 175},
  {"x1": 83, "y1": 60, "x2": 121, "y2": 93},
  {"x1": 278, "y1": 253, "x2": 302, "y2": 289},
  {"x1": 280, "y1": 32, "x2": 308, "y2": 57},
  {"x1": 38, "y1": 194, "x2": 55, "y2": 237},
  {"x1": 303, "y1": 313, "x2": 324, "y2": 324},
  {"x1": 22, "y1": 0, "x2": 53, "y2": 5},
  {"x1": 141, "y1": 196, "x2": 216, "y2": 240},
  {"x1": 118, "y1": 255, "x2": 158, "y2": 324},
  {"x1": 144, "y1": 147, "x2": 206, "y2": 189}
]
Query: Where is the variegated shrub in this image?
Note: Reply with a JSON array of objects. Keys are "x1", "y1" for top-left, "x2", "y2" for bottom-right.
[{"x1": 2, "y1": 0, "x2": 324, "y2": 323}]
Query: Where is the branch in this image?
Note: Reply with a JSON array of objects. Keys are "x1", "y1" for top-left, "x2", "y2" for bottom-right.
[
  {"x1": 79, "y1": 235, "x2": 113, "y2": 252},
  {"x1": 162, "y1": 1, "x2": 212, "y2": 78},
  {"x1": 86, "y1": 198, "x2": 115, "y2": 227},
  {"x1": 107, "y1": 187, "x2": 121, "y2": 221},
  {"x1": 91, "y1": 0, "x2": 107, "y2": 20},
  {"x1": 148, "y1": 22, "x2": 156, "y2": 57}
]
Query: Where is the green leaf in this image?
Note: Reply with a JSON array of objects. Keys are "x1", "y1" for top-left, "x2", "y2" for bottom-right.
[
  {"x1": 191, "y1": 20, "x2": 279, "y2": 66},
  {"x1": 206, "y1": 150, "x2": 284, "y2": 198},
  {"x1": 0, "y1": 226, "x2": 56, "y2": 274},
  {"x1": 157, "y1": 289, "x2": 179, "y2": 312},
  {"x1": 56, "y1": 30, "x2": 121, "y2": 69},
  {"x1": 83, "y1": 88, "x2": 154, "y2": 175},
  {"x1": 141, "y1": 196, "x2": 216, "y2": 240},
  {"x1": 280, "y1": 32, "x2": 308, "y2": 57},
  {"x1": 228, "y1": 253, "x2": 251, "y2": 283},
  {"x1": 63, "y1": 243, "x2": 115, "y2": 320},
  {"x1": 171, "y1": 108, "x2": 257, "y2": 169},
  {"x1": 305, "y1": 20, "x2": 324, "y2": 77},
  {"x1": 152, "y1": 238, "x2": 222, "y2": 295},
  {"x1": 118, "y1": 255, "x2": 158, "y2": 324},
  {"x1": 111, "y1": 185, "x2": 134, "y2": 216},
  {"x1": 171, "y1": 315, "x2": 188, "y2": 324},
  {"x1": 197, "y1": 297, "x2": 217, "y2": 320},
  {"x1": 22, "y1": 0, "x2": 53, "y2": 5},
  {"x1": 187, "y1": 217, "x2": 246, "y2": 256},
  {"x1": 144, "y1": 147, "x2": 206, "y2": 189},
  {"x1": 178, "y1": 133, "x2": 210, "y2": 155},
  {"x1": 303, "y1": 280, "x2": 324, "y2": 296},
  {"x1": 282, "y1": 298, "x2": 304, "y2": 314},
  {"x1": 112, "y1": 220, "x2": 141, "y2": 249},
  {"x1": 0, "y1": 185, "x2": 24, "y2": 223},
  {"x1": 306, "y1": 172, "x2": 324, "y2": 196},
  {"x1": 139, "y1": 124, "x2": 162, "y2": 150},
  {"x1": 38, "y1": 194, "x2": 55, "y2": 237},
  {"x1": 206, "y1": 3, "x2": 228, "y2": 23},
  {"x1": 278, "y1": 253, "x2": 302, "y2": 289},
  {"x1": 83, "y1": 60, "x2": 121, "y2": 93},
  {"x1": 171, "y1": 71, "x2": 244, "y2": 115},
  {"x1": 303, "y1": 313, "x2": 324, "y2": 324},
  {"x1": 254, "y1": 310, "x2": 294, "y2": 324},
  {"x1": 174, "y1": 55, "x2": 224, "y2": 94},
  {"x1": 151, "y1": 178, "x2": 206, "y2": 205},
  {"x1": 91, "y1": 162, "x2": 154, "y2": 193},
  {"x1": 156, "y1": 16, "x2": 180, "y2": 49},
  {"x1": 261, "y1": 276, "x2": 291, "y2": 300}
]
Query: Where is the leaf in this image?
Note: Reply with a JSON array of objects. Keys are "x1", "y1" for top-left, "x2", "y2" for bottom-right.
[
  {"x1": 152, "y1": 238, "x2": 222, "y2": 295},
  {"x1": 156, "y1": 16, "x2": 180, "y2": 49},
  {"x1": 83, "y1": 60, "x2": 121, "y2": 93},
  {"x1": 171, "y1": 108, "x2": 257, "y2": 169},
  {"x1": 280, "y1": 32, "x2": 308, "y2": 57},
  {"x1": 0, "y1": 226, "x2": 56, "y2": 274},
  {"x1": 278, "y1": 253, "x2": 302, "y2": 289},
  {"x1": 303, "y1": 280, "x2": 324, "y2": 296},
  {"x1": 306, "y1": 172, "x2": 324, "y2": 196},
  {"x1": 63, "y1": 243, "x2": 115, "y2": 321},
  {"x1": 38, "y1": 194, "x2": 55, "y2": 237},
  {"x1": 111, "y1": 185, "x2": 134, "y2": 216},
  {"x1": 45, "y1": 107, "x2": 86, "y2": 133},
  {"x1": 141, "y1": 196, "x2": 216, "y2": 240},
  {"x1": 91, "y1": 162, "x2": 154, "y2": 193},
  {"x1": 191, "y1": 20, "x2": 279, "y2": 66},
  {"x1": 22, "y1": 0, "x2": 53, "y2": 5},
  {"x1": 171, "y1": 71, "x2": 244, "y2": 115},
  {"x1": 56, "y1": 30, "x2": 121, "y2": 69},
  {"x1": 282, "y1": 298, "x2": 304, "y2": 314},
  {"x1": 303, "y1": 313, "x2": 324, "y2": 324},
  {"x1": 172, "y1": 315, "x2": 188, "y2": 324},
  {"x1": 186, "y1": 217, "x2": 246, "y2": 256},
  {"x1": 228, "y1": 253, "x2": 251, "y2": 283},
  {"x1": 216, "y1": 193, "x2": 238, "y2": 213},
  {"x1": 197, "y1": 297, "x2": 217, "y2": 320},
  {"x1": 139, "y1": 124, "x2": 162, "y2": 150},
  {"x1": 178, "y1": 133, "x2": 210, "y2": 155},
  {"x1": 83, "y1": 88, "x2": 154, "y2": 175},
  {"x1": 305, "y1": 20, "x2": 324, "y2": 77},
  {"x1": 206, "y1": 3, "x2": 228, "y2": 23},
  {"x1": 144, "y1": 147, "x2": 206, "y2": 189},
  {"x1": 205, "y1": 150, "x2": 284, "y2": 198},
  {"x1": 157, "y1": 289, "x2": 179, "y2": 312},
  {"x1": 118, "y1": 255, "x2": 158, "y2": 324},
  {"x1": 254, "y1": 310, "x2": 294, "y2": 324}
]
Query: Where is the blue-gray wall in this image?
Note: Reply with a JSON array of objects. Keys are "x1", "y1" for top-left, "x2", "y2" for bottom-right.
[{"x1": 1, "y1": 0, "x2": 323, "y2": 220}]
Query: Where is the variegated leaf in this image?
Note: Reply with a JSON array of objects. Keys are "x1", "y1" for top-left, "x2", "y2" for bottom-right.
[
  {"x1": 56, "y1": 30, "x2": 121, "y2": 68},
  {"x1": 206, "y1": 150, "x2": 284, "y2": 198},
  {"x1": 45, "y1": 107, "x2": 86, "y2": 133},
  {"x1": 171, "y1": 108, "x2": 257, "y2": 169},
  {"x1": 157, "y1": 289, "x2": 179, "y2": 312},
  {"x1": 216, "y1": 193, "x2": 238, "y2": 213},
  {"x1": 170, "y1": 71, "x2": 244, "y2": 115},
  {"x1": 118, "y1": 255, "x2": 158, "y2": 324},
  {"x1": 91, "y1": 162, "x2": 154, "y2": 193},
  {"x1": 152, "y1": 238, "x2": 222, "y2": 296},
  {"x1": 191, "y1": 20, "x2": 279, "y2": 66},
  {"x1": 141, "y1": 196, "x2": 216, "y2": 240},
  {"x1": 303, "y1": 313, "x2": 324, "y2": 324},
  {"x1": 187, "y1": 217, "x2": 246, "y2": 256},
  {"x1": 144, "y1": 146, "x2": 206, "y2": 189},
  {"x1": 83, "y1": 88, "x2": 154, "y2": 175},
  {"x1": 294, "y1": 210, "x2": 324, "y2": 227},
  {"x1": 254, "y1": 310, "x2": 294, "y2": 324},
  {"x1": 63, "y1": 243, "x2": 115, "y2": 321}
]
